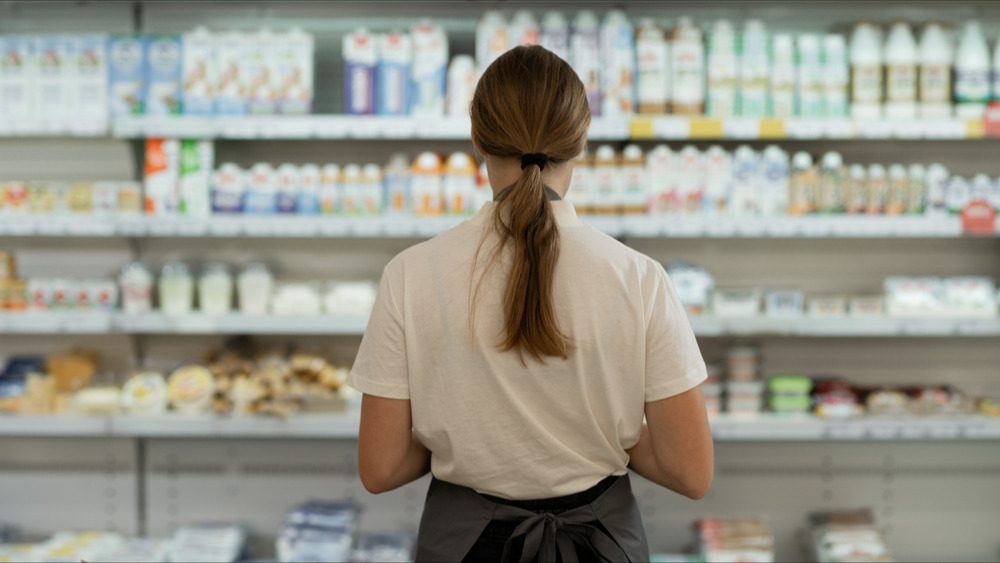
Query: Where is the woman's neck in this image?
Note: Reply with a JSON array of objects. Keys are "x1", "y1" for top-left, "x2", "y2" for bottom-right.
[{"x1": 482, "y1": 153, "x2": 574, "y2": 199}]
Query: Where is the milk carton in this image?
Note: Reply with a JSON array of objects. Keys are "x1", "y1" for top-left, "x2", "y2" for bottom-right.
[
  {"x1": 275, "y1": 163, "x2": 300, "y2": 213},
  {"x1": 571, "y1": 11, "x2": 602, "y2": 115},
  {"x1": 446, "y1": 55, "x2": 476, "y2": 117},
  {"x1": 509, "y1": 11, "x2": 540, "y2": 47},
  {"x1": 476, "y1": 11, "x2": 508, "y2": 74},
  {"x1": 410, "y1": 21, "x2": 448, "y2": 117},
  {"x1": 297, "y1": 164, "x2": 321, "y2": 214},
  {"x1": 539, "y1": 11, "x2": 570, "y2": 61},
  {"x1": 215, "y1": 31, "x2": 249, "y2": 115},
  {"x1": 76, "y1": 35, "x2": 108, "y2": 121},
  {"x1": 739, "y1": 20, "x2": 770, "y2": 118},
  {"x1": 600, "y1": 10, "x2": 636, "y2": 116},
  {"x1": 646, "y1": 145, "x2": 677, "y2": 214},
  {"x1": 384, "y1": 154, "x2": 411, "y2": 215},
  {"x1": 677, "y1": 145, "x2": 704, "y2": 215},
  {"x1": 92, "y1": 181, "x2": 119, "y2": 217},
  {"x1": 760, "y1": 145, "x2": 790, "y2": 216},
  {"x1": 145, "y1": 35, "x2": 182, "y2": 116},
  {"x1": 144, "y1": 138, "x2": 179, "y2": 216},
  {"x1": 707, "y1": 20, "x2": 737, "y2": 118},
  {"x1": 770, "y1": 34, "x2": 795, "y2": 118},
  {"x1": 411, "y1": 152, "x2": 443, "y2": 215},
  {"x1": 636, "y1": 19, "x2": 670, "y2": 114},
  {"x1": 703, "y1": 146, "x2": 733, "y2": 215},
  {"x1": 671, "y1": 18, "x2": 705, "y2": 115},
  {"x1": 275, "y1": 28, "x2": 313, "y2": 115},
  {"x1": 924, "y1": 163, "x2": 949, "y2": 217},
  {"x1": 0, "y1": 35, "x2": 36, "y2": 119},
  {"x1": 109, "y1": 35, "x2": 146, "y2": 116},
  {"x1": 182, "y1": 27, "x2": 216, "y2": 115},
  {"x1": 620, "y1": 144, "x2": 647, "y2": 214},
  {"x1": 211, "y1": 163, "x2": 244, "y2": 214},
  {"x1": 592, "y1": 145, "x2": 621, "y2": 214},
  {"x1": 178, "y1": 140, "x2": 213, "y2": 217},
  {"x1": 822, "y1": 34, "x2": 849, "y2": 117},
  {"x1": 36, "y1": 35, "x2": 76, "y2": 119},
  {"x1": 567, "y1": 152, "x2": 593, "y2": 213},
  {"x1": 443, "y1": 152, "x2": 477, "y2": 216},
  {"x1": 343, "y1": 29, "x2": 377, "y2": 115},
  {"x1": 729, "y1": 145, "x2": 760, "y2": 216},
  {"x1": 340, "y1": 164, "x2": 363, "y2": 215},
  {"x1": 246, "y1": 29, "x2": 277, "y2": 114},
  {"x1": 244, "y1": 163, "x2": 277, "y2": 214},
  {"x1": 796, "y1": 34, "x2": 823, "y2": 117},
  {"x1": 378, "y1": 32, "x2": 412, "y2": 116},
  {"x1": 319, "y1": 164, "x2": 340, "y2": 214},
  {"x1": 361, "y1": 163, "x2": 384, "y2": 215}
]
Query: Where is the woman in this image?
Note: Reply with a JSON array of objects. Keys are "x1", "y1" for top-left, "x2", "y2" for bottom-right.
[{"x1": 349, "y1": 45, "x2": 713, "y2": 562}]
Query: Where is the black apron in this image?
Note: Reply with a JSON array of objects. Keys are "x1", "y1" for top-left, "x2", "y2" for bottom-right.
[{"x1": 415, "y1": 473, "x2": 650, "y2": 562}]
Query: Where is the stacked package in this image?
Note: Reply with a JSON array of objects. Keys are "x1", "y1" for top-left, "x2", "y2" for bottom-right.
[
  {"x1": 697, "y1": 517, "x2": 774, "y2": 562},
  {"x1": 724, "y1": 346, "x2": 764, "y2": 416},
  {"x1": 276, "y1": 500, "x2": 363, "y2": 563},
  {"x1": 808, "y1": 509, "x2": 894, "y2": 562},
  {"x1": 166, "y1": 524, "x2": 246, "y2": 562},
  {"x1": 768, "y1": 375, "x2": 813, "y2": 415}
]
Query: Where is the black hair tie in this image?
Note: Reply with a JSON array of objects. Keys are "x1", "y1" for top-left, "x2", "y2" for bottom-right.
[{"x1": 520, "y1": 153, "x2": 549, "y2": 171}]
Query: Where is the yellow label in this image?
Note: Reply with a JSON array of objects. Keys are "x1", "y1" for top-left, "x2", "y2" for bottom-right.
[
  {"x1": 629, "y1": 117, "x2": 655, "y2": 139},
  {"x1": 965, "y1": 119, "x2": 985, "y2": 139},
  {"x1": 758, "y1": 118, "x2": 786, "y2": 139},
  {"x1": 689, "y1": 118, "x2": 723, "y2": 139}
]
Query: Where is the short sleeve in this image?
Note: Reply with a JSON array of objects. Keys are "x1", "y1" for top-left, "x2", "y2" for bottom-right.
[
  {"x1": 348, "y1": 263, "x2": 410, "y2": 399},
  {"x1": 643, "y1": 265, "x2": 708, "y2": 402}
]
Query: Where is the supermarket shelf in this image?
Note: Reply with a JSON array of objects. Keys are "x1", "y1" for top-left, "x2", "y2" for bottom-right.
[
  {"x1": 0, "y1": 214, "x2": 989, "y2": 239},
  {"x1": 2, "y1": 312, "x2": 998, "y2": 337},
  {"x1": 1, "y1": 412, "x2": 998, "y2": 440},
  {"x1": 0, "y1": 118, "x2": 109, "y2": 137},
  {"x1": 627, "y1": 116, "x2": 985, "y2": 140}
]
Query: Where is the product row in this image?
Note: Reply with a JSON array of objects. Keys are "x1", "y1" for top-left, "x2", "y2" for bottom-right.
[{"x1": 0, "y1": 256, "x2": 377, "y2": 317}]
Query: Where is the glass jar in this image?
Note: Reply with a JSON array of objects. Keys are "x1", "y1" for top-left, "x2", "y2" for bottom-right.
[
  {"x1": 159, "y1": 261, "x2": 194, "y2": 315},
  {"x1": 237, "y1": 262, "x2": 274, "y2": 315},
  {"x1": 119, "y1": 262, "x2": 154, "y2": 314},
  {"x1": 199, "y1": 262, "x2": 233, "y2": 314}
]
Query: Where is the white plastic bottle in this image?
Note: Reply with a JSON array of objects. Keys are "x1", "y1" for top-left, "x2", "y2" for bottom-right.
[
  {"x1": 509, "y1": 10, "x2": 540, "y2": 47},
  {"x1": 924, "y1": 162, "x2": 949, "y2": 216},
  {"x1": 600, "y1": 10, "x2": 637, "y2": 116},
  {"x1": 703, "y1": 146, "x2": 732, "y2": 216},
  {"x1": 849, "y1": 22, "x2": 883, "y2": 119},
  {"x1": 636, "y1": 18, "x2": 670, "y2": 115},
  {"x1": 729, "y1": 145, "x2": 760, "y2": 216},
  {"x1": 383, "y1": 153, "x2": 410, "y2": 216},
  {"x1": 817, "y1": 152, "x2": 845, "y2": 214},
  {"x1": 739, "y1": 20, "x2": 770, "y2": 118},
  {"x1": 646, "y1": 145, "x2": 677, "y2": 214},
  {"x1": 706, "y1": 20, "x2": 737, "y2": 118},
  {"x1": 671, "y1": 17, "x2": 705, "y2": 115},
  {"x1": 476, "y1": 11, "x2": 508, "y2": 74},
  {"x1": 677, "y1": 145, "x2": 704, "y2": 215},
  {"x1": 796, "y1": 34, "x2": 823, "y2": 117},
  {"x1": 770, "y1": 34, "x2": 795, "y2": 118},
  {"x1": 571, "y1": 11, "x2": 602, "y2": 115},
  {"x1": 759, "y1": 145, "x2": 790, "y2": 217},
  {"x1": 884, "y1": 21, "x2": 918, "y2": 119},
  {"x1": 918, "y1": 22, "x2": 953, "y2": 118},
  {"x1": 539, "y1": 11, "x2": 570, "y2": 61},
  {"x1": 954, "y1": 21, "x2": 990, "y2": 118}
]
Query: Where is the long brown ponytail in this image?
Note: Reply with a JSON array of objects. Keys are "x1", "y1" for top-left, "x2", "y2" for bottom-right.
[{"x1": 470, "y1": 46, "x2": 591, "y2": 363}]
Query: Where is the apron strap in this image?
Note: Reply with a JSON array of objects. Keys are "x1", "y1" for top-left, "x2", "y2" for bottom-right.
[{"x1": 495, "y1": 504, "x2": 629, "y2": 563}]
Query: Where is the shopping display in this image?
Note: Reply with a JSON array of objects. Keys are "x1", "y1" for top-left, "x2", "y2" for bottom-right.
[
  {"x1": 808, "y1": 509, "x2": 894, "y2": 562},
  {"x1": 697, "y1": 517, "x2": 775, "y2": 562}
]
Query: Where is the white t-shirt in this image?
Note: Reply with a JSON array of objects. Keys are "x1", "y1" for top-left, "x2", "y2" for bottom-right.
[{"x1": 348, "y1": 200, "x2": 707, "y2": 499}]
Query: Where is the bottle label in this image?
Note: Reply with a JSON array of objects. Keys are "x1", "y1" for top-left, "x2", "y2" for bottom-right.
[
  {"x1": 672, "y1": 40, "x2": 705, "y2": 106},
  {"x1": 851, "y1": 65, "x2": 882, "y2": 103},
  {"x1": 886, "y1": 65, "x2": 916, "y2": 102},
  {"x1": 920, "y1": 64, "x2": 951, "y2": 103},
  {"x1": 955, "y1": 69, "x2": 990, "y2": 103}
]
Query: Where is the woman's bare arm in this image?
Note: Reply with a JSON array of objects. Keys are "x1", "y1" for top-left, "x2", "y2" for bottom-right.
[{"x1": 357, "y1": 394, "x2": 431, "y2": 494}]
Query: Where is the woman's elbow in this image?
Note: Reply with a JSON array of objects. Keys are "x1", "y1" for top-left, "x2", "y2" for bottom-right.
[
  {"x1": 358, "y1": 461, "x2": 394, "y2": 494},
  {"x1": 681, "y1": 466, "x2": 714, "y2": 500}
]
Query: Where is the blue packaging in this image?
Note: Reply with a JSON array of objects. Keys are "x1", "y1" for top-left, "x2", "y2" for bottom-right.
[
  {"x1": 377, "y1": 32, "x2": 412, "y2": 115},
  {"x1": 211, "y1": 163, "x2": 244, "y2": 214},
  {"x1": 108, "y1": 35, "x2": 147, "y2": 116},
  {"x1": 343, "y1": 29, "x2": 377, "y2": 115},
  {"x1": 244, "y1": 163, "x2": 277, "y2": 214},
  {"x1": 145, "y1": 35, "x2": 182, "y2": 115},
  {"x1": 275, "y1": 163, "x2": 299, "y2": 214},
  {"x1": 297, "y1": 164, "x2": 321, "y2": 215}
]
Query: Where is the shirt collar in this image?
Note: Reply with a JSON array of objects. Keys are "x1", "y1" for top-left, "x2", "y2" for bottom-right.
[{"x1": 470, "y1": 199, "x2": 581, "y2": 228}]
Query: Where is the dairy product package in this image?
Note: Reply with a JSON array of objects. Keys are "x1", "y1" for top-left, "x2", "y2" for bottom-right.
[
  {"x1": 377, "y1": 31, "x2": 412, "y2": 116},
  {"x1": 117, "y1": 181, "x2": 143, "y2": 215},
  {"x1": 970, "y1": 174, "x2": 992, "y2": 206},
  {"x1": 817, "y1": 151, "x2": 845, "y2": 213},
  {"x1": 866, "y1": 163, "x2": 888, "y2": 215},
  {"x1": 600, "y1": 10, "x2": 636, "y2": 116},
  {"x1": 636, "y1": 19, "x2": 670, "y2": 114},
  {"x1": 340, "y1": 163, "x2": 362, "y2": 214},
  {"x1": 739, "y1": 20, "x2": 770, "y2": 118},
  {"x1": 954, "y1": 21, "x2": 990, "y2": 118},
  {"x1": 444, "y1": 152, "x2": 477, "y2": 215},
  {"x1": 540, "y1": 11, "x2": 570, "y2": 61},
  {"x1": 924, "y1": 163, "x2": 948, "y2": 217},
  {"x1": 247, "y1": 29, "x2": 277, "y2": 114},
  {"x1": 178, "y1": 139, "x2": 213, "y2": 217},
  {"x1": 319, "y1": 164, "x2": 340, "y2": 214},
  {"x1": 796, "y1": 34, "x2": 823, "y2": 117},
  {"x1": 245, "y1": 163, "x2": 277, "y2": 214},
  {"x1": 275, "y1": 28, "x2": 313, "y2": 115},
  {"x1": 76, "y1": 35, "x2": 109, "y2": 121},
  {"x1": 181, "y1": 27, "x2": 215, "y2": 115},
  {"x1": 770, "y1": 34, "x2": 795, "y2": 118},
  {"x1": 0, "y1": 36, "x2": 35, "y2": 119},
  {"x1": 703, "y1": 145, "x2": 733, "y2": 215},
  {"x1": 92, "y1": 182, "x2": 118, "y2": 217},
  {"x1": 276, "y1": 163, "x2": 300, "y2": 213},
  {"x1": 411, "y1": 21, "x2": 448, "y2": 117},
  {"x1": 759, "y1": 145, "x2": 789, "y2": 216},
  {"x1": 945, "y1": 176, "x2": 971, "y2": 214},
  {"x1": 509, "y1": 10, "x2": 540, "y2": 47},
  {"x1": 476, "y1": 11, "x2": 508, "y2": 74},
  {"x1": 846, "y1": 164, "x2": 867, "y2": 214},
  {"x1": 885, "y1": 163, "x2": 908, "y2": 215},
  {"x1": 706, "y1": 20, "x2": 737, "y2": 118},
  {"x1": 144, "y1": 138, "x2": 180, "y2": 215},
  {"x1": 671, "y1": 18, "x2": 705, "y2": 115},
  {"x1": 474, "y1": 159, "x2": 493, "y2": 211},
  {"x1": 849, "y1": 22, "x2": 883, "y2": 119},
  {"x1": 384, "y1": 154, "x2": 410, "y2": 215},
  {"x1": 821, "y1": 34, "x2": 849, "y2": 117},
  {"x1": 566, "y1": 152, "x2": 593, "y2": 212},
  {"x1": 36, "y1": 35, "x2": 76, "y2": 119},
  {"x1": 215, "y1": 31, "x2": 248, "y2": 115},
  {"x1": 677, "y1": 145, "x2": 704, "y2": 215},
  {"x1": 729, "y1": 145, "x2": 759, "y2": 216},
  {"x1": 297, "y1": 164, "x2": 321, "y2": 214},
  {"x1": 907, "y1": 163, "x2": 926, "y2": 214},
  {"x1": 343, "y1": 29, "x2": 377, "y2": 115},
  {"x1": 918, "y1": 23, "x2": 953, "y2": 118},
  {"x1": 570, "y1": 11, "x2": 602, "y2": 115},
  {"x1": 145, "y1": 35, "x2": 182, "y2": 115},
  {"x1": 446, "y1": 55, "x2": 476, "y2": 117},
  {"x1": 411, "y1": 152, "x2": 443, "y2": 215},
  {"x1": 361, "y1": 163, "x2": 384, "y2": 215},
  {"x1": 646, "y1": 145, "x2": 677, "y2": 214},
  {"x1": 789, "y1": 151, "x2": 817, "y2": 214},
  {"x1": 592, "y1": 145, "x2": 621, "y2": 214},
  {"x1": 620, "y1": 145, "x2": 647, "y2": 214},
  {"x1": 884, "y1": 22, "x2": 918, "y2": 119},
  {"x1": 211, "y1": 162, "x2": 244, "y2": 214}
]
